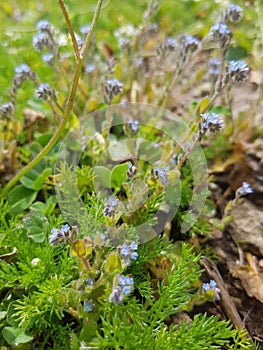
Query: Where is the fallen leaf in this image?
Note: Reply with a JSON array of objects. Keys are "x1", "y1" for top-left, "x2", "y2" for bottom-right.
[{"x1": 230, "y1": 265, "x2": 263, "y2": 303}]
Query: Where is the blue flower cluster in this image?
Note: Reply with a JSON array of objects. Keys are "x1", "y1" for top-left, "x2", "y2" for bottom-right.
[
  {"x1": 227, "y1": 4, "x2": 243, "y2": 23},
  {"x1": 103, "y1": 197, "x2": 119, "y2": 218},
  {"x1": 109, "y1": 275, "x2": 134, "y2": 305},
  {"x1": 36, "y1": 83, "x2": 57, "y2": 101},
  {"x1": 104, "y1": 78, "x2": 123, "y2": 104},
  {"x1": 228, "y1": 60, "x2": 249, "y2": 84},
  {"x1": 202, "y1": 280, "x2": 220, "y2": 301},
  {"x1": 33, "y1": 19, "x2": 58, "y2": 61},
  {"x1": 49, "y1": 224, "x2": 71, "y2": 246},
  {"x1": 152, "y1": 166, "x2": 169, "y2": 186},
  {"x1": 200, "y1": 112, "x2": 224, "y2": 134},
  {"x1": 120, "y1": 241, "x2": 138, "y2": 266},
  {"x1": 209, "y1": 22, "x2": 231, "y2": 48},
  {"x1": 181, "y1": 34, "x2": 200, "y2": 53}
]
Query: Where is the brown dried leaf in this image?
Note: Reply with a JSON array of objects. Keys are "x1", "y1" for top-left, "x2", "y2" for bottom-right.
[
  {"x1": 210, "y1": 151, "x2": 245, "y2": 174},
  {"x1": 23, "y1": 108, "x2": 45, "y2": 129},
  {"x1": 231, "y1": 265, "x2": 263, "y2": 303}
]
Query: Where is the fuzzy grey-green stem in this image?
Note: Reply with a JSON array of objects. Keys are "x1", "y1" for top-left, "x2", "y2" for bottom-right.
[
  {"x1": 58, "y1": 0, "x2": 81, "y2": 62},
  {"x1": 1, "y1": 0, "x2": 103, "y2": 198}
]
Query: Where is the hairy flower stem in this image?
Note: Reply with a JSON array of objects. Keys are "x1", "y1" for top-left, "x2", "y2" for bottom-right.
[
  {"x1": 1, "y1": 0, "x2": 102, "y2": 198},
  {"x1": 160, "y1": 68, "x2": 181, "y2": 108},
  {"x1": 58, "y1": 0, "x2": 80, "y2": 61}
]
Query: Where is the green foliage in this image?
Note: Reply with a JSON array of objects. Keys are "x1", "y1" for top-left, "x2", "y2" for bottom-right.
[
  {"x1": 0, "y1": 1, "x2": 261, "y2": 349},
  {"x1": 2, "y1": 326, "x2": 33, "y2": 346}
]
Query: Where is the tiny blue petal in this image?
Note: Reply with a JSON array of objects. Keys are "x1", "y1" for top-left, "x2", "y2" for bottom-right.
[
  {"x1": 130, "y1": 241, "x2": 138, "y2": 251},
  {"x1": 15, "y1": 64, "x2": 30, "y2": 74},
  {"x1": 122, "y1": 286, "x2": 131, "y2": 295},
  {"x1": 131, "y1": 252, "x2": 139, "y2": 260},
  {"x1": 61, "y1": 224, "x2": 70, "y2": 233}
]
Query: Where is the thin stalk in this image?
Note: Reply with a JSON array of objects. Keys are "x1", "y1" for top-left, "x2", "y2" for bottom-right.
[
  {"x1": 1, "y1": 0, "x2": 103, "y2": 198},
  {"x1": 58, "y1": 0, "x2": 81, "y2": 62}
]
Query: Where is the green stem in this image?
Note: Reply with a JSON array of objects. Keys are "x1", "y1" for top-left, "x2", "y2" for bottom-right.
[
  {"x1": 1, "y1": 0, "x2": 103, "y2": 198},
  {"x1": 58, "y1": 0, "x2": 81, "y2": 62}
]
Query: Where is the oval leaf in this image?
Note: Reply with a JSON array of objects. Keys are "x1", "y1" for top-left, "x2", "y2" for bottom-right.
[{"x1": 70, "y1": 240, "x2": 86, "y2": 258}]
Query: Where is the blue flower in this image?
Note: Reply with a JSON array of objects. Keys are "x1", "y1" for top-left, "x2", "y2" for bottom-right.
[
  {"x1": 42, "y1": 53, "x2": 54, "y2": 65},
  {"x1": 109, "y1": 275, "x2": 134, "y2": 305},
  {"x1": 85, "y1": 63, "x2": 95, "y2": 74},
  {"x1": 61, "y1": 224, "x2": 70, "y2": 233},
  {"x1": 200, "y1": 112, "x2": 224, "y2": 134},
  {"x1": 36, "y1": 83, "x2": 57, "y2": 101},
  {"x1": 48, "y1": 224, "x2": 71, "y2": 246},
  {"x1": 109, "y1": 286, "x2": 124, "y2": 305},
  {"x1": 84, "y1": 299, "x2": 93, "y2": 312},
  {"x1": 152, "y1": 166, "x2": 169, "y2": 186},
  {"x1": 131, "y1": 252, "x2": 139, "y2": 260},
  {"x1": 32, "y1": 32, "x2": 46, "y2": 51},
  {"x1": 86, "y1": 278, "x2": 93, "y2": 286},
  {"x1": 129, "y1": 241, "x2": 138, "y2": 250},
  {"x1": 227, "y1": 4, "x2": 243, "y2": 23},
  {"x1": 103, "y1": 197, "x2": 119, "y2": 217},
  {"x1": 120, "y1": 241, "x2": 139, "y2": 266},
  {"x1": 228, "y1": 60, "x2": 249, "y2": 84},
  {"x1": 15, "y1": 64, "x2": 31, "y2": 75},
  {"x1": 36, "y1": 20, "x2": 51, "y2": 31},
  {"x1": 120, "y1": 245, "x2": 130, "y2": 257},
  {"x1": 236, "y1": 182, "x2": 253, "y2": 198},
  {"x1": 104, "y1": 78, "x2": 123, "y2": 104},
  {"x1": 127, "y1": 163, "x2": 137, "y2": 179},
  {"x1": 128, "y1": 119, "x2": 139, "y2": 133},
  {"x1": 202, "y1": 280, "x2": 220, "y2": 300},
  {"x1": 209, "y1": 22, "x2": 231, "y2": 47},
  {"x1": 49, "y1": 228, "x2": 66, "y2": 246},
  {"x1": 181, "y1": 35, "x2": 200, "y2": 52},
  {"x1": 122, "y1": 286, "x2": 131, "y2": 295},
  {"x1": 118, "y1": 275, "x2": 133, "y2": 286},
  {"x1": 80, "y1": 25, "x2": 90, "y2": 35}
]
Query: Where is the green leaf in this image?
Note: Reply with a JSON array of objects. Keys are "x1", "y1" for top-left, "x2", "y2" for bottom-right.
[
  {"x1": 111, "y1": 162, "x2": 129, "y2": 189},
  {"x1": 7, "y1": 301, "x2": 19, "y2": 327},
  {"x1": 79, "y1": 319, "x2": 98, "y2": 343},
  {"x1": 94, "y1": 166, "x2": 111, "y2": 189},
  {"x1": 70, "y1": 333, "x2": 80, "y2": 350},
  {"x1": 33, "y1": 168, "x2": 52, "y2": 191},
  {"x1": 2, "y1": 326, "x2": 33, "y2": 345},
  {"x1": 0, "y1": 311, "x2": 7, "y2": 320},
  {"x1": 70, "y1": 240, "x2": 86, "y2": 258},
  {"x1": 8, "y1": 185, "x2": 37, "y2": 215},
  {"x1": 20, "y1": 169, "x2": 39, "y2": 190},
  {"x1": 196, "y1": 96, "x2": 210, "y2": 115},
  {"x1": 22, "y1": 211, "x2": 49, "y2": 243},
  {"x1": 30, "y1": 195, "x2": 57, "y2": 215},
  {"x1": 104, "y1": 251, "x2": 122, "y2": 273},
  {"x1": 36, "y1": 133, "x2": 52, "y2": 147}
]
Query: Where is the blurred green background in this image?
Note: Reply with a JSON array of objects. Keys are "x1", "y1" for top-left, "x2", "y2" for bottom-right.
[{"x1": 0, "y1": 0, "x2": 261, "y2": 102}]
